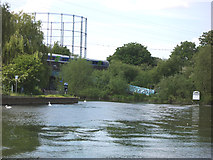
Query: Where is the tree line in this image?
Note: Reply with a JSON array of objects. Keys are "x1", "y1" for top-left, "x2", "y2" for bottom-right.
[
  {"x1": 1, "y1": 3, "x2": 212, "y2": 104},
  {"x1": 60, "y1": 33, "x2": 212, "y2": 104},
  {"x1": 1, "y1": 3, "x2": 72, "y2": 94}
]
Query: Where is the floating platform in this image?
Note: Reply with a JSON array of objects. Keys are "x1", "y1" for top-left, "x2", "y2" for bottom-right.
[{"x1": 2, "y1": 96, "x2": 78, "y2": 105}]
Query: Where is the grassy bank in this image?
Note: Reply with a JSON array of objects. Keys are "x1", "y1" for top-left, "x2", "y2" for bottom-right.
[{"x1": 8, "y1": 93, "x2": 76, "y2": 98}]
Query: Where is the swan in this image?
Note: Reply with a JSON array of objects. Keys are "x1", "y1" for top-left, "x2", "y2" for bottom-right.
[
  {"x1": 84, "y1": 100, "x2": 87, "y2": 102},
  {"x1": 48, "y1": 102, "x2": 52, "y2": 106},
  {"x1": 5, "y1": 105, "x2": 12, "y2": 109}
]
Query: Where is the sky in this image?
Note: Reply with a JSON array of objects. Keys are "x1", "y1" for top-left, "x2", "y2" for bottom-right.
[{"x1": 2, "y1": 0, "x2": 212, "y2": 60}]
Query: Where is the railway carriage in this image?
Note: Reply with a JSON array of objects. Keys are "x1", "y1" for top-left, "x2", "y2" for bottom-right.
[{"x1": 47, "y1": 53, "x2": 109, "y2": 70}]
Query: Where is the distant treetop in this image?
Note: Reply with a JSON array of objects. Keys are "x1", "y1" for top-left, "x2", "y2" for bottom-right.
[
  {"x1": 107, "y1": 42, "x2": 155, "y2": 66},
  {"x1": 198, "y1": 30, "x2": 213, "y2": 47}
]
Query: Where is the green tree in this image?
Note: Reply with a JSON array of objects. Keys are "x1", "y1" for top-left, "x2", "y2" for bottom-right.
[
  {"x1": 107, "y1": 42, "x2": 154, "y2": 66},
  {"x1": 61, "y1": 59, "x2": 93, "y2": 95},
  {"x1": 156, "y1": 74, "x2": 194, "y2": 104},
  {"x1": 108, "y1": 76, "x2": 128, "y2": 95},
  {"x1": 2, "y1": 53, "x2": 49, "y2": 94},
  {"x1": 108, "y1": 60, "x2": 140, "y2": 83},
  {"x1": 198, "y1": 30, "x2": 213, "y2": 47},
  {"x1": 51, "y1": 42, "x2": 72, "y2": 56},
  {"x1": 156, "y1": 56, "x2": 183, "y2": 77},
  {"x1": 3, "y1": 31, "x2": 24, "y2": 64},
  {"x1": 132, "y1": 70, "x2": 153, "y2": 88},
  {"x1": 170, "y1": 41, "x2": 197, "y2": 65},
  {"x1": 192, "y1": 45, "x2": 211, "y2": 104},
  {"x1": 2, "y1": 5, "x2": 45, "y2": 64},
  {"x1": 1, "y1": 3, "x2": 15, "y2": 48},
  {"x1": 13, "y1": 11, "x2": 44, "y2": 54},
  {"x1": 92, "y1": 70, "x2": 111, "y2": 98}
]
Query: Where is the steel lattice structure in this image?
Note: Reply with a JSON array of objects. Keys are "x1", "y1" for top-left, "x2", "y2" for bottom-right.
[{"x1": 31, "y1": 12, "x2": 87, "y2": 58}]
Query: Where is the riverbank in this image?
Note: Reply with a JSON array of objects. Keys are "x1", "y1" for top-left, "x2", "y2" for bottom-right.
[
  {"x1": 2, "y1": 95, "x2": 78, "y2": 105},
  {"x1": 2, "y1": 93, "x2": 206, "y2": 106},
  {"x1": 84, "y1": 94, "x2": 198, "y2": 105}
]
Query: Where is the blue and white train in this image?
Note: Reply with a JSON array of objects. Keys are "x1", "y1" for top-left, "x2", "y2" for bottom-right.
[{"x1": 47, "y1": 53, "x2": 109, "y2": 70}]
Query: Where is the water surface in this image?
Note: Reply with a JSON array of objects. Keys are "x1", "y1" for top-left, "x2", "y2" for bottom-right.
[{"x1": 2, "y1": 101, "x2": 212, "y2": 158}]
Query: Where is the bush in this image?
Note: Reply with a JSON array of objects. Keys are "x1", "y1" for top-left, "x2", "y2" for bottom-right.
[
  {"x1": 61, "y1": 59, "x2": 94, "y2": 95},
  {"x1": 156, "y1": 74, "x2": 194, "y2": 104},
  {"x1": 2, "y1": 53, "x2": 49, "y2": 94}
]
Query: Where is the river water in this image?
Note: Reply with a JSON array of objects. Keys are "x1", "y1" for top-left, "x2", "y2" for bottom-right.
[{"x1": 2, "y1": 101, "x2": 212, "y2": 158}]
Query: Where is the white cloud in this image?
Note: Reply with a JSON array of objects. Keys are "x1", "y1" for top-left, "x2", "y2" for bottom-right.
[
  {"x1": 100, "y1": 0, "x2": 188, "y2": 11},
  {"x1": 13, "y1": 0, "x2": 55, "y2": 13},
  {"x1": 100, "y1": 0, "x2": 212, "y2": 11}
]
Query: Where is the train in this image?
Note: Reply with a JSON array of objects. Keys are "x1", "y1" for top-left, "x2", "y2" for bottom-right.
[{"x1": 47, "y1": 53, "x2": 109, "y2": 70}]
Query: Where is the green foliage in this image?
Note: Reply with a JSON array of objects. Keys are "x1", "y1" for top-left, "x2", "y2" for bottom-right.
[
  {"x1": 156, "y1": 74, "x2": 194, "y2": 104},
  {"x1": 156, "y1": 56, "x2": 182, "y2": 77},
  {"x1": 13, "y1": 11, "x2": 44, "y2": 54},
  {"x1": 92, "y1": 70, "x2": 111, "y2": 98},
  {"x1": 2, "y1": 53, "x2": 50, "y2": 94},
  {"x1": 108, "y1": 60, "x2": 140, "y2": 83},
  {"x1": 78, "y1": 87, "x2": 101, "y2": 99},
  {"x1": 1, "y1": 3, "x2": 50, "y2": 95},
  {"x1": 107, "y1": 42, "x2": 154, "y2": 66},
  {"x1": 132, "y1": 56, "x2": 183, "y2": 88},
  {"x1": 192, "y1": 45, "x2": 211, "y2": 104},
  {"x1": 3, "y1": 31, "x2": 25, "y2": 64},
  {"x1": 108, "y1": 76, "x2": 128, "y2": 95},
  {"x1": 1, "y1": 4, "x2": 44, "y2": 64},
  {"x1": 136, "y1": 41, "x2": 197, "y2": 88},
  {"x1": 2, "y1": 2, "x2": 210, "y2": 105},
  {"x1": 132, "y1": 70, "x2": 153, "y2": 88},
  {"x1": 198, "y1": 30, "x2": 213, "y2": 47},
  {"x1": 61, "y1": 59, "x2": 94, "y2": 95},
  {"x1": 170, "y1": 41, "x2": 197, "y2": 65},
  {"x1": 51, "y1": 41, "x2": 72, "y2": 56},
  {"x1": 58, "y1": 38, "x2": 210, "y2": 104},
  {"x1": 2, "y1": 3, "x2": 15, "y2": 48}
]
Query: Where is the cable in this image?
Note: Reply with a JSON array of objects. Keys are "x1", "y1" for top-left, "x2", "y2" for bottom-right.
[
  {"x1": 56, "y1": 0, "x2": 201, "y2": 35},
  {"x1": 88, "y1": 42, "x2": 173, "y2": 52}
]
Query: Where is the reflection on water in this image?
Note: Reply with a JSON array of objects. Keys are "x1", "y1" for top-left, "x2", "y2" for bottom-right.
[
  {"x1": 2, "y1": 122, "x2": 41, "y2": 156},
  {"x1": 2, "y1": 102, "x2": 211, "y2": 158}
]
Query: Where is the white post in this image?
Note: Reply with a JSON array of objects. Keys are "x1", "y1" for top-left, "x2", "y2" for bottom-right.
[{"x1": 15, "y1": 75, "x2": 18, "y2": 93}]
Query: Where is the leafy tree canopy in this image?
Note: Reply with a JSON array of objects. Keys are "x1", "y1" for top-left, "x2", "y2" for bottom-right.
[
  {"x1": 2, "y1": 3, "x2": 15, "y2": 48},
  {"x1": 1, "y1": 3, "x2": 45, "y2": 64},
  {"x1": 107, "y1": 42, "x2": 154, "y2": 66},
  {"x1": 198, "y1": 30, "x2": 213, "y2": 47},
  {"x1": 13, "y1": 11, "x2": 44, "y2": 53},
  {"x1": 61, "y1": 59, "x2": 93, "y2": 95},
  {"x1": 51, "y1": 42, "x2": 72, "y2": 56},
  {"x1": 170, "y1": 41, "x2": 197, "y2": 64},
  {"x1": 192, "y1": 45, "x2": 211, "y2": 104},
  {"x1": 2, "y1": 53, "x2": 50, "y2": 94}
]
